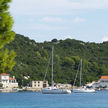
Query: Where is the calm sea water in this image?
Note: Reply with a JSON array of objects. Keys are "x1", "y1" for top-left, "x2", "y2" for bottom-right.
[{"x1": 0, "y1": 90, "x2": 108, "y2": 108}]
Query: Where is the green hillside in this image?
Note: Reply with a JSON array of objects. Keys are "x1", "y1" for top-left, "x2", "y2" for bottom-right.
[{"x1": 6, "y1": 34, "x2": 108, "y2": 86}]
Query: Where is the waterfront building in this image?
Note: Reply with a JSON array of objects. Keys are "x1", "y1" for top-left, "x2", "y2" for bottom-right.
[
  {"x1": 29, "y1": 81, "x2": 48, "y2": 90},
  {"x1": 92, "y1": 76, "x2": 108, "y2": 88},
  {"x1": 0, "y1": 73, "x2": 18, "y2": 88}
]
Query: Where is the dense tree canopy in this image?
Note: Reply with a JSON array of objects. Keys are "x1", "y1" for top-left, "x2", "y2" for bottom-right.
[
  {"x1": 0, "y1": 0, "x2": 16, "y2": 73},
  {"x1": 6, "y1": 34, "x2": 108, "y2": 86}
]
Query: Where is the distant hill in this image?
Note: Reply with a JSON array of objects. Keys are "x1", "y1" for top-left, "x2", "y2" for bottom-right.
[{"x1": 6, "y1": 34, "x2": 108, "y2": 86}]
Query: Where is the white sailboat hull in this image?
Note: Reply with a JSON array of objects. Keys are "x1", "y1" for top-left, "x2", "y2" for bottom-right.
[
  {"x1": 73, "y1": 59, "x2": 96, "y2": 93},
  {"x1": 42, "y1": 87, "x2": 71, "y2": 94},
  {"x1": 72, "y1": 88, "x2": 95, "y2": 93},
  {"x1": 42, "y1": 47, "x2": 71, "y2": 94}
]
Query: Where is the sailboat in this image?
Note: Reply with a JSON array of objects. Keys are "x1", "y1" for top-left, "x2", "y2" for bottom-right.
[
  {"x1": 42, "y1": 46, "x2": 71, "y2": 94},
  {"x1": 72, "y1": 59, "x2": 95, "y2": 93}
]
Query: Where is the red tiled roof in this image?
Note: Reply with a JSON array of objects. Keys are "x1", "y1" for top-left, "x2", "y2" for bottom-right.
[
  {"x1": 101, "y1": 76, "x2": 108, "y2": 79},
  {"x1": 0, "y1": 73, "x2": 9, "y2": 76},
  {"x1": 9, "y1": 77, "x2": 15, "y2": 80}
]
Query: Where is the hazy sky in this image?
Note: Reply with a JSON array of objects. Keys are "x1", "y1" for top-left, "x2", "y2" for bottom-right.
[{"x1": 10, "y1": 0, "x2": 108, "y2": 43}]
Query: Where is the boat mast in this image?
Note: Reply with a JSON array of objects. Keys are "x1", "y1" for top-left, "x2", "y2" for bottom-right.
[
  {"x1": 80, "y1": 59, "x2": 82, "y2": 87},
  {"x1": 51, "y1": 46, "x2": 54, "y2": 87}
]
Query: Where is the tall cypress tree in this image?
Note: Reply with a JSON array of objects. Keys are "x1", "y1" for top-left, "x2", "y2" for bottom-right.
[{"x1": 0, "y1": 0, "x2": 16, "y2": 73}]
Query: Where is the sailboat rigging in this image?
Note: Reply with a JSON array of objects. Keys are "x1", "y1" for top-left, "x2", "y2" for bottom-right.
[
  {"x1": 42, "y1": 46, "x2": 71, "y2": 94},
  {"x1": 72, "y1": 59, "x2": 95, "y2": 93}
]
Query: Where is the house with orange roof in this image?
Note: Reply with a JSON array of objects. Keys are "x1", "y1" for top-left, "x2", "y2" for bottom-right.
[
  {"x1": 0, "y1": 73, "x2": 18, "y2": 88},
  {"x1": 92, "y1": 76, "x2": 108, "y2": 88},
  {"x1": 101, "y1": 76, "x2": 108, "y2": 80}
]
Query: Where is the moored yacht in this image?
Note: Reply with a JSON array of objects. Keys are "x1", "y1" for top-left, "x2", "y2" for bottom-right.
[
  {"x1": 42, "y1": 86, "x2": 71, "y2": 94},
  {"x1": 72, "y1": 59, "x2": 96, "y2": 93},
  {"x1": 72, "y1": 86, "x2": 95, "y2": 93},
  {"x1": 42, "y1": 46, "x2": 71, "y2": 94}
]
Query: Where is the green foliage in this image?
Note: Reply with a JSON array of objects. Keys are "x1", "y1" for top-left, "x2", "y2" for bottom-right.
[
  {"x1": 0, "y1": 0, "x2": 16, "y2": 74},
  {"x1": 51, "y1": 38, "x2": 58, "y2": 43},
  {"x1": 0, "y1": 0, "x2": 15, "y2": 49},
  {"x1": 62, "y1": 57, "x2": 75, "y2": 67},
  {"x1": 0, "y1": 31, "x2": 15, "y2": 49},
  {"x1": 0, "y1": 0, "x2": 12, "y2": 12},
  {"x1": 0, "y1": 83, "x2": 3, "y2": 87},
  {"x1": 6, "y1": 34, "x2": 108, "y2": 86}
]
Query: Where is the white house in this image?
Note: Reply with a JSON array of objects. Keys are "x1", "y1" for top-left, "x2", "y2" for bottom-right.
[
  {"x1": 0, "y1": 73, "x2": 18, "y2": 88},
  {"x1": 92, "y1": 76, "x2": 108, "y2": 88}
]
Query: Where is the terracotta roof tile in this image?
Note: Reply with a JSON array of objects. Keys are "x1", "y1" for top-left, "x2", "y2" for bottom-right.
[
  {"x1": 9, "y1": 77, "x2": 15, "y2": 80},
  {"x1": 0, "y1": 73, "x2": 9, "y2": 76},
  {"x1": 101, "y1": 76, "x2": 108, "y2": 79}
]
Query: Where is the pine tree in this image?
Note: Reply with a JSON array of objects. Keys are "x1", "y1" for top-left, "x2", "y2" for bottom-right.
[{"x1": 0, "y1": 0, "x2": 16, "y2": 73}]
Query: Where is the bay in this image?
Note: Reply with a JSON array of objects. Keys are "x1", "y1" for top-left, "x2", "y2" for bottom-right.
[{"x1": 0, "y1": 90, "x2": 108, "y2": 108}]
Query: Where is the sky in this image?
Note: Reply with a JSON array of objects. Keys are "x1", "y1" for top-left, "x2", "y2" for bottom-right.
[{"x1": 10, "y1": 0, "x2": 108, "y2": 43}]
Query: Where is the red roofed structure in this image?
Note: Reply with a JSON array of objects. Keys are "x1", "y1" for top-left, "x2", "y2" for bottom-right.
[
  {"x1": 0, "y1": 73, "x2": 18, "y2": 88},
  {"x1": 9, "y1": 77, "x2": 15, "y2": 80},
  {"x1": 0, "y1": 73, "x2": 9, "y2": 76},
  {"x1": 101, "y1": 76, "x2": 108, "y2": 79}
]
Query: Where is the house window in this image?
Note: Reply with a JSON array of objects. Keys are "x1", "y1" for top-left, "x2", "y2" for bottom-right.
[{"x1": 101, "y1": 81, "x2": 105, "y2": 82}]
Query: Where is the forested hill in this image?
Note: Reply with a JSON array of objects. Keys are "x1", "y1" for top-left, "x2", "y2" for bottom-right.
[{"x1": 6, "y1": 34, "x2": 108, "y2": 86}]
